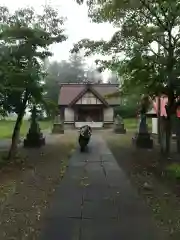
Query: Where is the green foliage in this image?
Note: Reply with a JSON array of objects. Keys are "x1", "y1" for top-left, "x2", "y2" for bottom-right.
[
  {"x1": 114, "y1": 92, "x2": 139, "y2": 118},
  {"x1": 0, "y1": 5, "x2": 67, "y2": 116},
  {"x1": 0, "y1": 5, "x2": 67, "y2": 158},
  {"x1": 114, "y1": 105, "x2": 136, "y2": 118},
  {"x1": 166, "y1": 163, "x2": 180, "y2": 179},
  {"x1": 74, "y1": 0, "x2": 180, "y2": 98},
  {"x1": 139, "y1": 94, "x2": 152, "y2": 114}
]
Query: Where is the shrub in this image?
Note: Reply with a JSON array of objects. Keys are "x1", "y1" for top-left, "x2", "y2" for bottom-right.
[
  {"x1": 166, "y1": 163, "x2": 180, "y2": 179},
  {"x1": 114, "y1": 105, "x2": 137, "y2": 118}
]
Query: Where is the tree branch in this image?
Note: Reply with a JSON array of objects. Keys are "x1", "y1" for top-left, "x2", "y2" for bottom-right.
[
  {"x1": 174, "y1": 34, "x2": 180, "y2": 45},
  {"x1": 140, "y1": 0, "x2": 168, "y2": 32},
  {"x1": 148, "y1": 46, "x2": 160, "y2": 58},
  {"x1": 155, "y1": 38, "x2": 169, "y2": 51}
]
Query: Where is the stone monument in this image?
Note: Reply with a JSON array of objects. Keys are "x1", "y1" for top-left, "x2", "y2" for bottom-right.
[
  {"x1": 133, "y1": 95, "x2": 153, "y2": 148},
  {"x1": 24, "y1": 106, "x2": 45, "y2": 148},
  {"x1": 114, "y1": 114, "x2": 126, "y2": 134},
  {"x1": 52, "y1": 114, "x2": 64, "y2": 134}
]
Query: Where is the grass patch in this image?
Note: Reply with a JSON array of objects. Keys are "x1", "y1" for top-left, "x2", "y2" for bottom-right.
[
  {"x1": 0, "y1": 120, "x2": 51, "y2": 139},
  {"x1": 124, "y1": 118, "x2": 152, "y2": 130},
  {"x1": 166, "y1": 163, "x2": 180, "y2": 180},
  {"x1": 124, "y1": 118, "x2": 138, "y2": 130}
]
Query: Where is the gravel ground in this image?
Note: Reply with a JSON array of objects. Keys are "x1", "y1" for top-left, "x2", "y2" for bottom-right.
[{"x1": 0, "y1": 133, "x2": 76, "y2": 240}]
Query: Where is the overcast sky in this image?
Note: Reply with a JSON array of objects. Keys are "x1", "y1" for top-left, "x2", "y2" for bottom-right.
[{"x1": 1, "y1": 0, "x2": 117, "y2": 80}]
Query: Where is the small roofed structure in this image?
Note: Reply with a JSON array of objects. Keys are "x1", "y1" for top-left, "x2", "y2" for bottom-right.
[{"x1": 58, "y1": 83, "x2": 120, "y2": 129}]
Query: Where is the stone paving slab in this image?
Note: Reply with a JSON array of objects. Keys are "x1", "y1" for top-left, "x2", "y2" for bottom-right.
[
  {"x1": 45, "y1": 197, "x2": 82, "y2": 218},
  {"x1": 41, "y1": 217, "x2": 80, "y2": 240},
  {"x1": 81, "y1": 218, "x2": 159, "y2": 240},
  {"x1": 101, "y1": 153, "x2": 117, "y2": 162},
  {"x1": 83, "y1": 190, "x2": 110, "y2": 201},
  {"x1": 83, "y1": 176, "x2": 107, "y2": 186},
  {"x1": 63, "y1": 168, "x2": 85, "y2": 181},
  {"x1": 82, "y1": 199, "x2": 118, "y2": 219},
  {"x1": 55, "y1": 185, "x2": 83, "y2": 200},
  {"x1": 40, "y1": 135, "x2": 163, "y2": 240}
]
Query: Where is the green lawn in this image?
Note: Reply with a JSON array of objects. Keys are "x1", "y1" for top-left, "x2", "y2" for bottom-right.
[
  {"x1": 0, "y1": 118, "x2": 152, "y2": 139},
  {"x1": 124, "y1": 118, "x2": 152, "y2": 130},
  {"x1": 0, "y1": 120, "x2": 51, "y2": 139}
]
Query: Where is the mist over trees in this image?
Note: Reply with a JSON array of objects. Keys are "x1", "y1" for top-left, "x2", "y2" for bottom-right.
[
  {"x1": 43, "y1": 52, "x2": 105, "y2": 117},
  {"x1": 107, "y1": 72, "x2": 119, "y2": 84}
]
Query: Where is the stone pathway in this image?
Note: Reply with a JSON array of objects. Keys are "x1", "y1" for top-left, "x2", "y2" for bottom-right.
[{"x1": 40, "y1": 135, "x2": 164, "y2": 240}]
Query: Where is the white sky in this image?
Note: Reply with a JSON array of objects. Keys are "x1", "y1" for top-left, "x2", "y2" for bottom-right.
[{"x1": 1, "y1": 0, "x2": 117, "y2": 81}]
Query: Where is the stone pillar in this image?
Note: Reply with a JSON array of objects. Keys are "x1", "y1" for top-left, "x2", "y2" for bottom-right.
[
  {"x1": 24, "y1": 106, "x2": 45, "y2": 148},
  {"x1": 113, "y1": 115, "x2": 126, "y2": 134},
  {"x1": 133, "y1": 114, "x2": 153, "y2": 148},
  {"x1": 52, "y1": 115, "x2": 64, "y2": 134},
  {"x1": 175, "y1": 117, "x2": 180, "y2": 153}
]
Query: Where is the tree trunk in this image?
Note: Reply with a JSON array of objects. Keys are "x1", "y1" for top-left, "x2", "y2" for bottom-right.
[
  {"x1": 164, "y1": 30, "x2": 175, "y2": 155},
  {"x1": 165, "y1": 117, "x2": 171, "y2": 154},
  {"x1": 177, "y1": 135, "x2": 180, "y2": 154},
  {"x1": 7, "y1": 110, "x2": 24, "y2": 160},
  {"x1": 7, "y1": 90, "x2": 29, "y2": 160},
  {"x1": 157, "y1": 96, "x2": 161, "y2": 144},
  {"x1": 164, "y1": 92, "x2": 175, "y2": 155},
  {"x1": 176, "y1": 117, "x2": 180, "y2": 153},
  {"x1": 159, "y1": 117, "x2": 166, "y2": 154}
]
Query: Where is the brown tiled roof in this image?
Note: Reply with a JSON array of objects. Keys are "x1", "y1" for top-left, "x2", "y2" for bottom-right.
[{"x1": 58, "y1": 83, "x2": 120, "y2": 106}]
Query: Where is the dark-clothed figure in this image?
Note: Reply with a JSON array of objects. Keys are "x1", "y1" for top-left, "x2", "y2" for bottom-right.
[{"x1": 79, "y1": 125, "x2": 92, "y2": 152}]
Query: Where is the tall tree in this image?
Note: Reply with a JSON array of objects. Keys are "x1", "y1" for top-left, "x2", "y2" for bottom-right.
[
  {"x1": 68, "y1": 53, "x2": 85, "y2": 82},
  {"x1": 0, "y1": 5, "x2": 67, "y2": 159},
  {"x1": 44, "y1": 54, "x2": 85, "y2": 117},
  {"x1": 43, "y1": 61, "x2": 63, "y2": 118},
  {"x1": 85, "y1": 66, "x2": 103, "y2": 83},
  {"x1": 74, "y1": 0, "x2": 180, "y2": 154}
]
